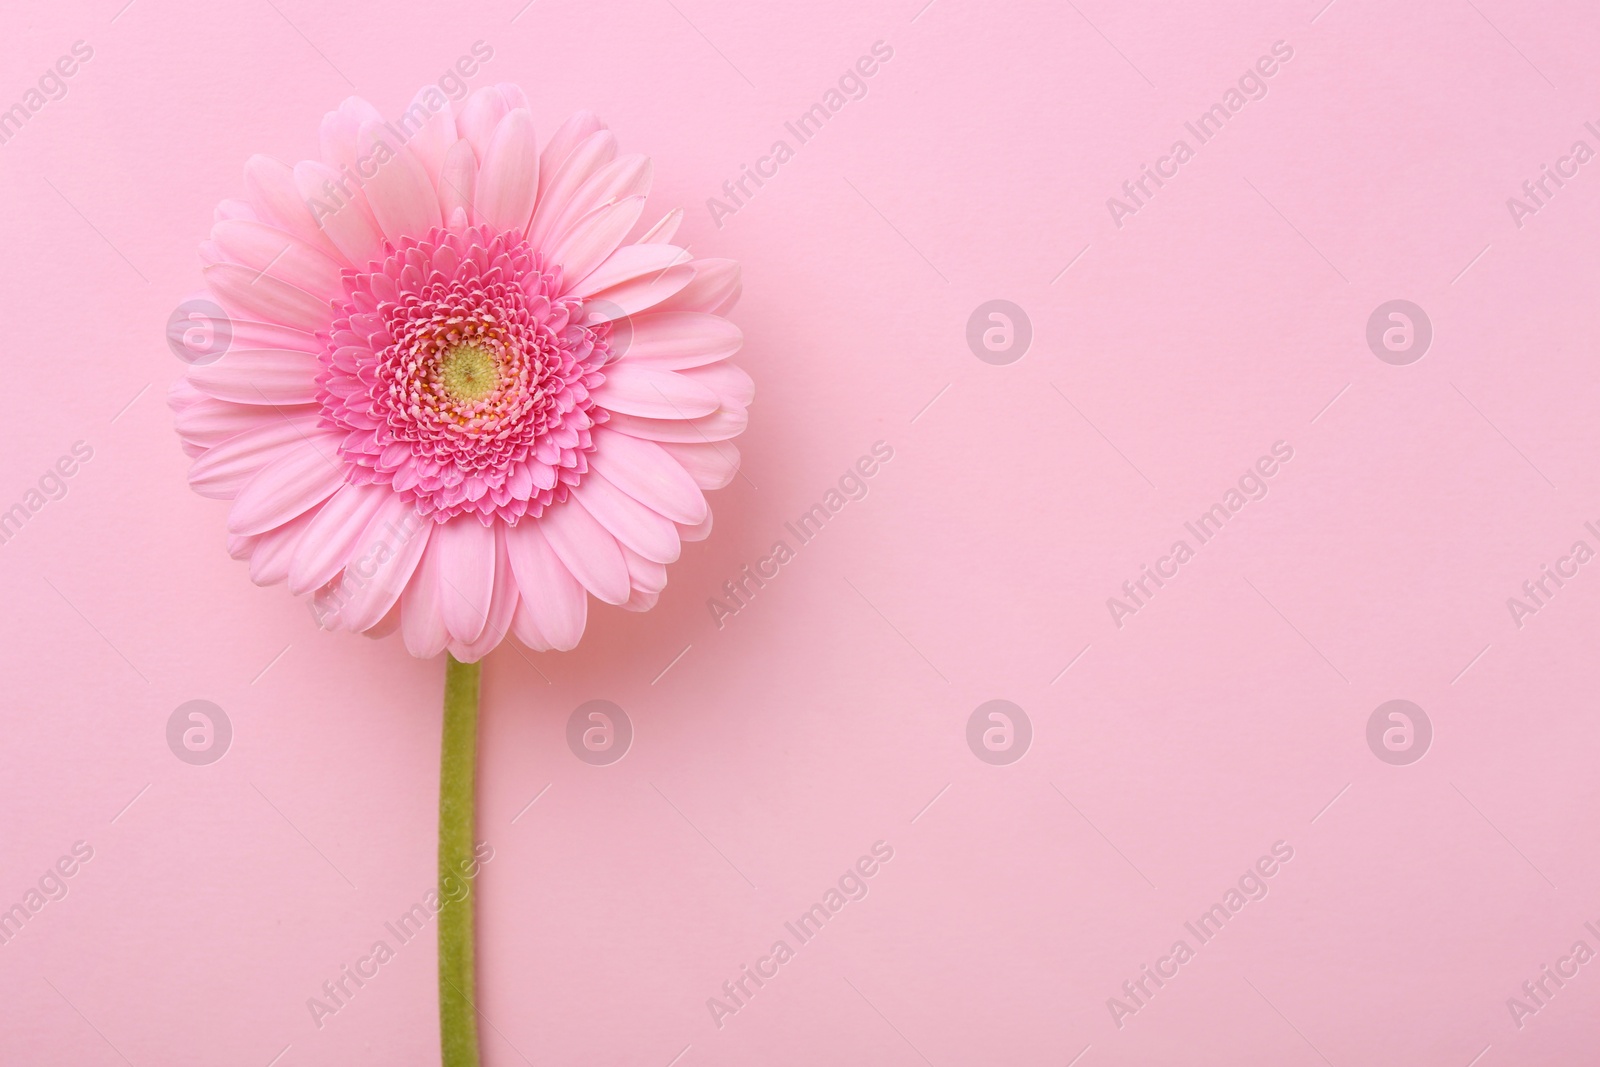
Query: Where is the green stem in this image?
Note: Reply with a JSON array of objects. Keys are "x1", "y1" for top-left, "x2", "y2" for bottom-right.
[{"x1": 439, "y1": 654, "x2": 481, "y2": 1067}]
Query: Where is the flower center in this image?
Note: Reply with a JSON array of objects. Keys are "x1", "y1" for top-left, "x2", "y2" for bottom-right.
[{"x1": 438, "y1": 342, "x2": 499, "y2": 404}]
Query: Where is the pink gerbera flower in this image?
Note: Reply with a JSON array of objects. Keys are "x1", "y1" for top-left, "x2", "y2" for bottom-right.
[{"x1": 170, "y1": 83, "x2": 750, "y2": 662}]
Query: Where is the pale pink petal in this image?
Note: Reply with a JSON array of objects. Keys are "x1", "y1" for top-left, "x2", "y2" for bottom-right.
[
  {"x1": 242, "y1": 154, "x2": 339, "y2": 258},
  {"x1": 205, "y1": 263, "x2": 334, "y2": 335},
  {"x1": 635, "y1": 207, "x2": 683, "y2": 244},
  {"x1": 475, "y1": 109, "x2": 539, "y2": 235},
  {"x1": 571, "y1": 472, "x2": 680, "y2": 564},
  {"x1": 173, "y1": 394, "x2": 316, "y2": 454},
  {"x1": 569, "y1": 243, "x2": 690, "y2": 299},
  {"x1": 357, "y1": 120, "x2": 442, "y2": 241},
  {"x1": 613, "y1": 312, "x2": 742, "y2": 368},
  {"x1": 187, "y1": 415, "x2": 324, "y2": 498},
  {"x1": 592, "y1": 364, "x2": 721, "y2": 419},
  {"x1": 249, "y1": 509, "x2": 318, "y2": 586},
  {"x1": 319, "y1": 97, "x2": 384, "y2": 176},
  {"x1": 680, "y1": 506, "x2": 714, "y2": 542},
  {"x1": 295, "y1": 160, "x2": 386, "y2": 270},
  {"x1": 649, "y1": 259, "x2": 742, "y2": 315},
  {"x1": 536, "y1": 111, "x2": 604, "y2": 208},
  {"x1": 228, "y1": 439, "x2": 347, "y2": 536},
  {"x1": 580, "y1": 265, "x2": 694, "y2": 321},
  {"x1": 188, "y1": 349, "x2": 323, "y2": 406},
  {"x1": 527, "y1": 130, "x2": 617, "y2": 247},
  {"x1": 329, "y1": 500, "x2": 430, "y2": 631},
  {"x1": 589, "y1": 428, "x2": 707, "y2": 524},
  {"x1": 545, "y1": 195, "x2": 645, "y2": 287},
  {"x1": 605, "y1": 407, "x2": 748, "y2": 443},
  {"x1": 538, "y1": 497, "x2": 630, "y2": 605},
  {"x1": 454, "y1": 87, "x2": 510, "y2": 161},
  {"x1": 437, "y1": 139, "x2": 477, "y2": 223},
  {"x1": 504, "y1": 520, "x2": 587, "y2": 651},
  {"x1": 401, "y1": 535, "x2": 451, "y2": 659},
  {"x1": 680, "y1": 363, "x2": 755, "y2": 408},
  {"x1": 210, "y1": 220, "x2": 346, "y2": 299},
  {"x1": 659, "y1": 441, "x2": 741, "y2": 490},
  {"x1": 287, "y1": 482, "x2": 393, "y2": 595},
  {"x1": 540, "y1": 155, "x2": 651, "y2": 249},
  {"x1": 434, "y1": 516, "x2": 497, "y2": 645},
  {"x1": 452, "y1": 526, "x2": 521, "y2": 661},
  {"x1": 398, "y1": 88, "x2": 458, "y2": 182}
]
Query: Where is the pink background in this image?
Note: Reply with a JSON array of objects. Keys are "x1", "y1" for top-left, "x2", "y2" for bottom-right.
[{"x1": 3, "y1": 0, "x2": 1600, "y2": 1063}]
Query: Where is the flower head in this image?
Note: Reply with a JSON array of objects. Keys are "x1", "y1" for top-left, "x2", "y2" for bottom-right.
[{"x1": 171, "y1": 84, "x2": 749, "y2": 661}]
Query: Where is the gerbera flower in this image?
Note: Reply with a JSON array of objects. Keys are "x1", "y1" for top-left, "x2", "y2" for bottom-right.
[{"x1": 170, "y1": 83, "x2": 750, "y2": 663}]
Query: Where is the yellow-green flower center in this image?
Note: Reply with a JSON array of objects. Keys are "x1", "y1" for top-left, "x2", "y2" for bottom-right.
[{"x1": 439, "y1": 343, "x2": 499, "y2": 402}]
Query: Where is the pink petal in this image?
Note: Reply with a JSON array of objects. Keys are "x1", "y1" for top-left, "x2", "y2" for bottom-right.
[
  {"x1": 399, "y1": 87, "x2": 458, "y2": 183},
  {"x1": 504, "y1": 520, "x2": 587, "y2": 651},
  {"x1": 680, "y1": 506, "x2": 714, "y2": 542},
  {"x1": 681, "y1": 362, "x2": 755, "y2": 408},
  {"x1": 605, "y1": 407, "x2": 748, "y2": 443},
  {"x1": 536, "y1": 112, "x2": 604, "y2": 207},
  {"x1": 635, "y1": 208, "x2": 683, "y2": 244},
  {"x1": 589, "y1": 427, "x2": 708, "y2": 524},
  {"x1": 438, "y1": 139, "x2": 477, "y2": 224},
  {"x1": 538, "y1": 496, "x2": 630, "y2": 605},
  {"x1": 452, "y1": 526, "x2": 521, "y2": 661},
  {"x1": 434, "y1": 516, "x2": 497, "y2": 645},
  {"x1": 187, "y1": 415, "x2": 325, "y2": 498},
  {"x1": 650, "y1": 259, "x2": 742, "y2": 315},
  {"x1": 475, "y1": 109, "x2": 539, "y2": 235},
  {"x1": 210, "y1": 219, "x2": 346, "y2": 300},
  {"x1": 613, "y1": 312, "x2": 742, "y2": 369},
  {"x1": 568, "y1": 243, "x2": 690, "y2": 299},
  {"x1": 454, "y1": 87, "x2": 510, "y2": 162},
  {"x1": 401, "y1": 534, "x2": 451, "y2": 658},
  {"x1": 543, "y1": 155, "x2": 651, "y2": 245},
  {"x1": 242, "y1": 154, "x2": 339, "y2": 258},
  {"x1": 205, "y1": 263, "x2": 334, "y2": 335},
  {"x1": 228, "y1": 439, "x2": 347, "y2": 536},
  {"x1": 571, "y1": 471, "x2": 680, "y2": 564},
  {"x1": 593, "y1": 365, "x2": 721, "y2": 419},
  {"x1": 188, "y1": 349, "x2": 323, "y2": 406},
  {"x1": 287, "y1": 482, "x2": 392, "y2": 595},
  {"x1": 328, "y1": 499, "x2": 430, "y2": 631},
  {"x1": 545, "y1": 195, "x2": 645, "y2": 287},
  {"x1": 579, "y1": 264, "x2": 694, "y2": 321},
  {"x1": 173, "y1": 394, "x2": 316, "y2": 453},
  {"x1": 295, "y1": 160, "x2": 386, "y2": 270},
  {"x1": 658, "y1": 441, "x2": 741, "y2": 490},
  {"x1": 248, "y1": 508, "x2": 318, "y2": 586},
  {"x1": 527, "y1": 130, "x2": 617, "y2": 247},
  {"x1": 357, "y1": 120, "x2": 442, "y2": 241}
]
